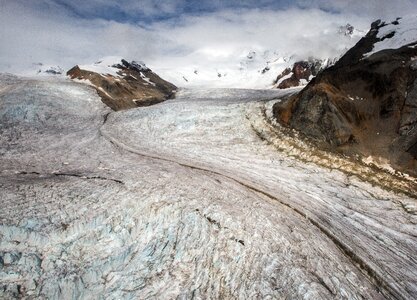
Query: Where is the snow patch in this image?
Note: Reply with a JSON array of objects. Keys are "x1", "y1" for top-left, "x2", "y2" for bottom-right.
[
  {"x1": 299, "y1": 79, "x2": 308, "y2": 86},
  {"x1": 78, "y1": 56, "x2": 125, "y2": 77},
  {"x1": 139, "y1": 72, "x2": 155, "y2": 86},
  {"x1": 71, "y1": 78, "x2": 95, "y2": 87},
  {"x1": 97, "y1": 87, "x2": 113, "y2": 99},
  {"x1": 274, "y1": 72, "x2": 293, "y2": 87}
]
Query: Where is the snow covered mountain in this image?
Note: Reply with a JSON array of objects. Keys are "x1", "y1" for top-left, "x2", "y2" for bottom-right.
[
  {"x1": 274, "y1": 15, "x2": 417, "y2": 176},
  {"x1": 363, "y1": 17, "x2": 417, "y2": 56},
  {"x1": 13, "y1": 63, "x2": 65, "y2": 77},
  {"x1": 67, "y1": 57, "x2": 177, "y2": 110},
  {"x1": 33, "y1": 63, "x2": 64, "y2": 76},
  {"x1": 156, "y1": 50, "x2": 336, "y2": 89},
  {"x1": 153, "y1": 23, "x2": 365, "y2": 89},
  {"x1": 154, "y1": 50, "x2": 294, "y2": 89}
]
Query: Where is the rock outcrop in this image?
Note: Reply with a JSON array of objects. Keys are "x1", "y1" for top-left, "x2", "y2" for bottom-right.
[
  {"x1": 273, "y1": 16, "x2": 417, "y2": 176},
  {"x1": 274, "y1": 59, "x2": 335, "y2": 89},
  {"x1": 67, "y1": 57, "x2": 177, "y2": 110}
]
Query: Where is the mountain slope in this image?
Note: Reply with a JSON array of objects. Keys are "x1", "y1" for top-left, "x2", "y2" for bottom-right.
[
  {"x1": 152, "y1": 23, "x2": 364, "y2": 89},
  {"x1": 273, "y1": 15, "x2": 417, "y2": 176},
  {"x1": 67, "y1": 57, "x2": 177, "y2": 110}
]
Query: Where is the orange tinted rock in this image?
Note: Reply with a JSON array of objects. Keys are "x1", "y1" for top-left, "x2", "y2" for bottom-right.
[{"x1": 273, "y1": 20, "x2": 417, "y2": 176}]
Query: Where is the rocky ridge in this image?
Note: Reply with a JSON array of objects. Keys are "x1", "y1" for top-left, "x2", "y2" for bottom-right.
[
  {"x1": 273, "y1": 16, "x2": 417, "y2": 176},
  {"x1": 274, "y1": 58, "x2": 336, "y2": 89},
  {"x1": 67, "y1": 57, "x2": 177, "y2": 110},
  {"x1": 34, "y1": 63, "x2": 64, "y2": 75},
  {"x1": 274, "y1": 24, "x2": 365, "y2": 90}
]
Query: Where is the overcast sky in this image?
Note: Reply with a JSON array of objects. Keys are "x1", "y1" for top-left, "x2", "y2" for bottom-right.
[{"x1": 1, "y1": 0, "x2": 416, "y2": 73}]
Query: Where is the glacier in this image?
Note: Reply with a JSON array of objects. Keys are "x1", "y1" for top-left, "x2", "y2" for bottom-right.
[{"x1": 0, "y1": 76, "x2": 416, "y2": 299}]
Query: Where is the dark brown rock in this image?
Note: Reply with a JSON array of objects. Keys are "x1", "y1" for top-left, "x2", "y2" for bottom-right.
[
  {"x1": 275, "y1": 60, "x2": 330, "y2": 89},
  {"x1": 67, "y1": 60, "x2": 176, "y2": 111},
  {"x1": 273, "y1": 19, "x2": 417, "y2": 176}
]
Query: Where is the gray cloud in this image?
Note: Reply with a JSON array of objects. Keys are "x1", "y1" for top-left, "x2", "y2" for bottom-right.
[
  {"x1": 296, "y1": 0, "x2": 417, "y2": 19},
  {"x1": 4, "y1": 0, "x2": 187, "y2": 20},
  {"x1": 0, "y1": 0, "x2": 415, "y2": 74},
  {"x1": 0, "y1": 1, "x2": 161, "y2": 72}
]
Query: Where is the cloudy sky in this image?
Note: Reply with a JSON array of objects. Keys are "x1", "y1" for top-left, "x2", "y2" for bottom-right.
[{"x1": 1, "y1": 0, "x2": 416, "y2": 74}]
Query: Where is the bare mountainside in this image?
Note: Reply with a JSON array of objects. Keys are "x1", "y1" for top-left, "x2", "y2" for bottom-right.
[
  {"x1": 0, "y1": 74, "x2": 416, "y2": 299},
  {"x1": 67, "y1": 57, "x2": 177, "y2": 111},
  {"x1": 274, "y1": 16, "x2": 417, "y2": 177}
]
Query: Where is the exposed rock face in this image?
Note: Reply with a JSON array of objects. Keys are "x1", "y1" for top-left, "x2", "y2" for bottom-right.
[
  {"x1": 67, "y1": 58, "x2": 177, "y2": 111},
  {"x1": 274, "y1": 59, "x2": 335, "y2": 89},
  {"x1": 273, "y1": 17, "x2": 417, "y2": 176}
]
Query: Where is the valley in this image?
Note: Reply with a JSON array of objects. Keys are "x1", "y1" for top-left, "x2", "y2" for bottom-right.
[{"x1": 1, "y1": 77, "x2": 416, "y2": 299}]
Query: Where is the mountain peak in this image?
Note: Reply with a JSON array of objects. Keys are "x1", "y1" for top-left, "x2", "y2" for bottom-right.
[
  {"x1": 273, "y1": 15, "x2": 417, "y2": 176},
  {"x1": 364, "y1": 15, "x2": 417, "y2": 57},
  {"x1": 67, "y1": 57, "x2": 176, "y2": 110},
  {"x1": 77, "y1": 56, "x2": 131, "y2": 77}
]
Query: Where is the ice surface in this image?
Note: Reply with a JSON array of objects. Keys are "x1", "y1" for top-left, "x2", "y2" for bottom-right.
[{"x1": 0, "y1": 77, "x2": 416, "y2": 299}]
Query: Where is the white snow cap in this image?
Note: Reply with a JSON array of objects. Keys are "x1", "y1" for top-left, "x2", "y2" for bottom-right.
[
  {"x1": 35, "y1": 64, "x2": 64, "y2": 76},
  {"x1": 366, "y1": 15, "x2": 417, "y2": 56},
  {"x1": 16, "y1": 63, "x2": 64, "y2": 77},
  {"x1": 78, "y1": 56, "x2": 125, "y2": 77},
  {"x1": 77, "y1": 56, "x2": 150, "y2": 77}
]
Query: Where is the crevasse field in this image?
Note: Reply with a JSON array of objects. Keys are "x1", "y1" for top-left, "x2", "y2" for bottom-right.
[{"x1": 1, "y1": 75, "x2": 416, "y2": 299}]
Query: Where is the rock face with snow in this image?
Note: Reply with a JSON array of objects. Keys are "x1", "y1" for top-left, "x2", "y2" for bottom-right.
[
  {"x1": 67, "y1": 57, "x2": 177, "y2": 110},
  {"x1": 152, "y1": 23, "x2": 364, "y2": 89},
  {"x1": 273, "y1": 16, "x2": 417, "y2": 176},
  {"x1": 34, "y1": 64, "x2": 64, "y2": 75},
  {"x1": 158, "y1": 51, "x2": 350, "y2": 89},
  {"x1": 274, "y1": 59, "x2": 335, "y2": 89}
]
